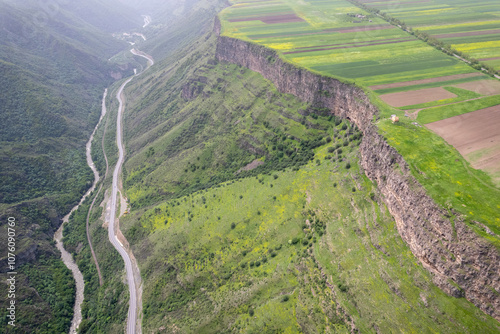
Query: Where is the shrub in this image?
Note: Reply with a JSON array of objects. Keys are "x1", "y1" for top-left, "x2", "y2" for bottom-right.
[
  {"x1": 345, "y1": 162, "x2": 351, "y2": 169},
  {"x1": 291, "y1": 237, "x2": 299, "y2": 244},
  {"x1": 328, "y1": 147, "x2": 335, "y2": 153},
  {"x1": 338, "y1": 283, "x2": 347, "y2": 292},
  {"x1": 231, "y1": 222, "x2": 236, "y2": 229},
  {"x1": 255, "y1": 261, "x2": 261, "y2": 267},
  {"x1": 249, "y1": 309, "x2": 254, "y2": 316},
  {"x1": 281, "y1": 295, "x2": 290, "y2": 302},
  {"x1": 273, "y1": 174, "x2": 278, "y2": 179}
]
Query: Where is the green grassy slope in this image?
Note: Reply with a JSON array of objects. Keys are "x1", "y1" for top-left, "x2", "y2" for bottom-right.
[{"x1": 120, "y1": 34, "x2": 500, "y2": 332}]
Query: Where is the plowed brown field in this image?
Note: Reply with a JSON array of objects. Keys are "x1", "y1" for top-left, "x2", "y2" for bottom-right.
[
  {"x1": 379, "y1": 87, "x2": 457, "y2": 107},
  {"x1": 426, "y1": 105, "x2": 500, "y2": 183}
]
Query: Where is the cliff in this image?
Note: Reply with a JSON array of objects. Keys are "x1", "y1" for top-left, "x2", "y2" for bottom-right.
[{"x1": 214, "y1": 26, "x2": 500, "y2": 321}]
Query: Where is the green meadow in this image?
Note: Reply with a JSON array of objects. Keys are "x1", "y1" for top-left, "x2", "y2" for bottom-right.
[
  {"x1": 372, "y1": 0, "x2": 500, "y2": 69},
  {"x1": 417, "y1": 94, "x2": 500, "y2": 123}
]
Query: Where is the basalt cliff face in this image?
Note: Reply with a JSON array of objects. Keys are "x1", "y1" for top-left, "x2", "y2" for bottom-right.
[{"x1": 214, "y1": 22, "x2": 500, "y2": 321}]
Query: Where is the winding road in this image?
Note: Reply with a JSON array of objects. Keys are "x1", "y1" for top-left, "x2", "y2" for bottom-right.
[{"x1": 108, "y1": 48, "x2": 154, "y2": 334}]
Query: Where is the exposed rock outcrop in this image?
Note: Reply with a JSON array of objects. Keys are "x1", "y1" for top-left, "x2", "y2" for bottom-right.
[
  {"x1": 214, "y1": 24, "x2": 500, "y2": 321},
  {"x1": 181, "y1": 77, "x2": 207, "y2": 100}
]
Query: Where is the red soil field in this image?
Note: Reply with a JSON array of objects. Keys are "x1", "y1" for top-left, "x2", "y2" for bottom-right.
[
  {"x1": 228, "y1": 13, "x2": 303, "y2": 24},
  {"x1": 261, "y1": 14, "x2": 304, "y2": 24},
  {"x1": 454, "y1": 80, "x2": 500, "y2": 96},
  {"x1": 426, "y1": 105, "x2": 500, "y2": 182},
  {"x1": 369, "y1": 72, "x2": 484, "y2": 90},
  {"x1": 479, "y1": 57, "x2": 500, "y2": 61},
  {"x1": 379, "y1": 87, "x2": 457, "y2": 107},
  {"x1": 334, "y1": 25, "x2": 394, "y2": 33},
  {"x1": 433, "y1": 29, "x2": 500, "y2": 39},
  {"x1": 295, "y1": 37, "x2": 405, "y2": 49},
  {"x1": 283, "y1": 38, "x2": 412, "y2": 54}
]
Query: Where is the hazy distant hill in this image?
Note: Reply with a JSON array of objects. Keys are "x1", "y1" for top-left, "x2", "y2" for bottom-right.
[{"x1": 0, "y1": 0, "x2": 139, "y2": 332}]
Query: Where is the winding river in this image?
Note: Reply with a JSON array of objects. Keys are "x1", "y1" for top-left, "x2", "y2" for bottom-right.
[
  {"x1": 54, "y1": 88, "x2": 108, "y2": 334},
  {"x1": 54, "y1": 47, "x2": 154, "y2": 334}
]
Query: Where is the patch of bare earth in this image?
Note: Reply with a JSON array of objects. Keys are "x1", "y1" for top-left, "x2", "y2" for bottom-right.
[
  {"x1": 453, "y1": 80, "x2": 500, "y2": 96},
  {"x1": 332, "y1": 25, "x2": 393, "y2": 33},
  {"x1": 283, "y1": 38, "x2": 412, "y2": 54},
  {"x1": 479, "y1": 56, "x2": 500, "y2": 61},
  {"x1": 433, "y1": 28, "x2": 500, "y2": 39},
  {"x1": 237, "y1": 159, "x2": 264, "y2": 173},
  {"x1": 229, "y1": 13, "x2": 303, "y2": 24},
  {"x1": 294, "y1": 37, "x2": 405, "y2": 49},
  {"x1": 379, "y1": 87, "x2": 457, "y2": 107},
  {"x1": 370, "y1": 72, "x2": 484, "y2": 90},
  {"x1": 261, "y1": 13, "x2": 304, "y2": 24},
  {"x1": 426, "y1": 104, "x2": 500, "y2": 183}
]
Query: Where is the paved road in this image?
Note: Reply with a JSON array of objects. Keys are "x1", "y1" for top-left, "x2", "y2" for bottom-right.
[{"x1": 108, "y1": 49, "x2": 154, "y2": 334}]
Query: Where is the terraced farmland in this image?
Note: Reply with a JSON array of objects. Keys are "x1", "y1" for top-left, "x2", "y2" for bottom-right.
[{"x1": 219, "y1": 0, "x2": 500, "y2": 240}]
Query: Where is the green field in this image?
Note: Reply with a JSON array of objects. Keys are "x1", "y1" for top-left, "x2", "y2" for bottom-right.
[
  {"x1": 220, "y1": 0, "x2": 477, "y2": 86},
  {"x1": 218, "y1": 0, "x2": 500, "y2": 239},
  {"x1": 368, "y1": 0, "x2": 500, "y2": 69}
]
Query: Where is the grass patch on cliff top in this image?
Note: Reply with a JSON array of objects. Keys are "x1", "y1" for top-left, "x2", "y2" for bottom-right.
[
  {"x1": 417, "y1": 94, "x2": 500, "y2": 124},
  {"x1": 378, "y1": 117, "x2": 500, "y2": 244}
]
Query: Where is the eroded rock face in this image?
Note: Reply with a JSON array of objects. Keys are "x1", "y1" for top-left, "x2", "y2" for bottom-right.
[{"x1": 214, "y1": 29, "x2": 500, "y2": 321}]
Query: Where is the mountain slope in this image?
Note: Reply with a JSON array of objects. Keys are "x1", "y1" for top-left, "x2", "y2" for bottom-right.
[
  {"x1": 118, "y1": 32, "x2": 500, "y2": 332},
  {"x1": 0, "y1": 1, "x2": 141, "y2": 332}
]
